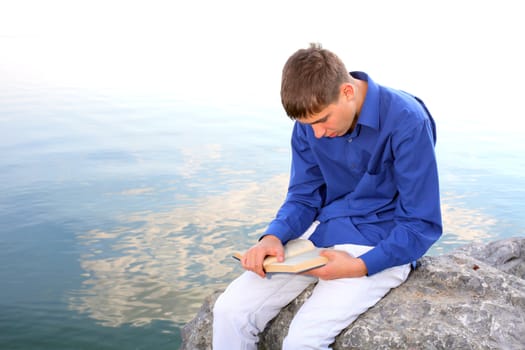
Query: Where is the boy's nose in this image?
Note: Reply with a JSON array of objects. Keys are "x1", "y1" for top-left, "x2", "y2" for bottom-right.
[{"x1": 312, "y1": 124, "x2": 325, "y2": 138}]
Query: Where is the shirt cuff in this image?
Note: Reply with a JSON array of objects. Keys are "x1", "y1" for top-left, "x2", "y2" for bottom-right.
[
  {"x1": 262, "y1": 221, "x2": 294, "y2": 243},
  {"x1": 358, "y1": 245, "x2": 390, "y2": 276}
]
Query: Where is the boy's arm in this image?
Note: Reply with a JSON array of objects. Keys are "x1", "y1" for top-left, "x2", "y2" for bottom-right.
[{"x1": 360, "y1": 116, "x2": 442, "y2": 275}]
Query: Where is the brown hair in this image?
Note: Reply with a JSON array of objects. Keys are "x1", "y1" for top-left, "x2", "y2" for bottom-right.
[{"x1": 281, "y1": 43, "x2": 351, "y2": 120}]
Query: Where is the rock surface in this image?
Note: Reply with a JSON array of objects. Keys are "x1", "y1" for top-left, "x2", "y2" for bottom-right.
[{"x1": 180, "y1": 237, "x2": 525, "y2": 349}]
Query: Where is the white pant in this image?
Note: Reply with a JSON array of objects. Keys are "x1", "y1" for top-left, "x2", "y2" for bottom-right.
[{"x1": 213, "y1": 243, "x2": 411, "y2": 350}]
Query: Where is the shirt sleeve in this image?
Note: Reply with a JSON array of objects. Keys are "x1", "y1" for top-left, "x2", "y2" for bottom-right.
[
  {"x1": 359, "y1": 113, "x2": 442, "y2": 275},
  {"x1": 263, "y1": 122, "x2": 326, "y2": 243}
]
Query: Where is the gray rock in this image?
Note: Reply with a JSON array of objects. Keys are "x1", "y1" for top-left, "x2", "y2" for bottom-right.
[
  {"x1": 454, "y1": 237, "x2": 525, "y2": 279},
  {"x1": 180, "y1": 290, "x2": 222, "y2": 350},
  {"x1": 180, "y1": 237, "x2": 525, "y2": 349}
]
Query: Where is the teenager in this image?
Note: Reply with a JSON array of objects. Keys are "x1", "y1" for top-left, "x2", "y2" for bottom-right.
[{"x1": 213, "y1": 43, "x2": 442, "y2": 349}]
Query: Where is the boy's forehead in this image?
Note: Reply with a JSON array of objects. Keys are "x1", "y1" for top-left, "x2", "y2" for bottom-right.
[
  {"x1": 300, "y1": 110, "x2": 332, "y2": 125},
  {"x1": 309, "y1": 101, "x2": 339, "y2": 122}
]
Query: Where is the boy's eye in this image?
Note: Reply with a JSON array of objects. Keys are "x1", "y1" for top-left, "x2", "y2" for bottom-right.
[{"x1": 312, "y1": 116, "x2": 328, "y2": 125}]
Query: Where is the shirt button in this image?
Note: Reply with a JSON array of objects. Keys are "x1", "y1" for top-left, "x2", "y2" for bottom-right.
[{"x1": 347, "y1": 138, "x2": 353, "y2": 143}]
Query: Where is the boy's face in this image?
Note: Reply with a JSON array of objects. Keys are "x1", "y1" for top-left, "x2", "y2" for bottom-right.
[{"x1": 299, "y1": 85, "x2": 358, "y2": 139}]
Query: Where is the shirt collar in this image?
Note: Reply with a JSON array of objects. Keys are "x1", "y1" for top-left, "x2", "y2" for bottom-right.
[{"x1": 350, "y1": 71, "x2": 380, "y2": 131}]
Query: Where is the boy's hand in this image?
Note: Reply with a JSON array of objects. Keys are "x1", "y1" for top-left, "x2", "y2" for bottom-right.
[
  {"x1": 241, "y1": 235, "x2": 284, "y2": 278},
  {"x1": 304, "y1": 250, "x2": 368, "y2": 280}
]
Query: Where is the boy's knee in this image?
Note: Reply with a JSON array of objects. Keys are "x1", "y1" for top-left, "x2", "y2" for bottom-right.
[
  {"x1": 213, "y1": 291, "x2": 232, "y2": 319},
  {"x1": 213, "y1": 290, "x2": 248, "y2": 326}
]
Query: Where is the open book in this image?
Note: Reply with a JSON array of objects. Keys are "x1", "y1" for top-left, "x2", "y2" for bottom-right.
[{"x1": 232, "y1": 239, "x2": 328, "y2": 273}]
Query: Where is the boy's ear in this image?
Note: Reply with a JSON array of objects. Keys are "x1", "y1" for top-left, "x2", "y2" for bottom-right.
[{"x1": 341, "y1": 83, "x2": 354, "y2": 100}]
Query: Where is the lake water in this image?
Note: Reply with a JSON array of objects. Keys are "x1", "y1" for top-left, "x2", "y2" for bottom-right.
[{"x1": 1, "y1": 81, "x2": 524, "y2": 349}]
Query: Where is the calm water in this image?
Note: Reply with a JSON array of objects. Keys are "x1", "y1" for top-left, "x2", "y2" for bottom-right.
[{"x1": 1, "y1": 83, "x2": 524, "y2": 349}]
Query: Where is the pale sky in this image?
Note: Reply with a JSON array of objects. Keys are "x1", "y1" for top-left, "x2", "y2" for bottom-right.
[{"x1": 1, "y1": 0, "x2": 523, "y2": 126}]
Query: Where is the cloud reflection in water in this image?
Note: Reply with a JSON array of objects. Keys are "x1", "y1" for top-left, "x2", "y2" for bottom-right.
[{"x1": 69, "y1": 174, "x2": 288, "y2": 326}]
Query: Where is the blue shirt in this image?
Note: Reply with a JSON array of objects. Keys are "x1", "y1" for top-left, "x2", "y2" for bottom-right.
[{"x1": 264, "y1": 72, "x2": 442, "y2": 275}]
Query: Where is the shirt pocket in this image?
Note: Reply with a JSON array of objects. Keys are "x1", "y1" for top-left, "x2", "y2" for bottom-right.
[
  {"x1": 346, "y1": 146, "x2": 370, "y2": 177},
  {"x1": 362, "y1": 164, "x2": 397, "y2": 201}
]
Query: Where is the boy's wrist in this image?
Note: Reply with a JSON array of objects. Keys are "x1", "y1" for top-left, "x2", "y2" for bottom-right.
[{"x1": 260, "y1": 234, "x2": 281, "y2": 243}]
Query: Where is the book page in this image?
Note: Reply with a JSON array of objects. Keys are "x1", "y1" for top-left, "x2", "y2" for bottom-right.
[
  {"x1": 264, "y1": 248, "x2": 327, "y2": 273},
  {"x1": 232, "y1": 239, "x2": 327, "y2": 273},
  {"x1": 263, "y1": 239, "x2": 316, "y2": 265}
]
